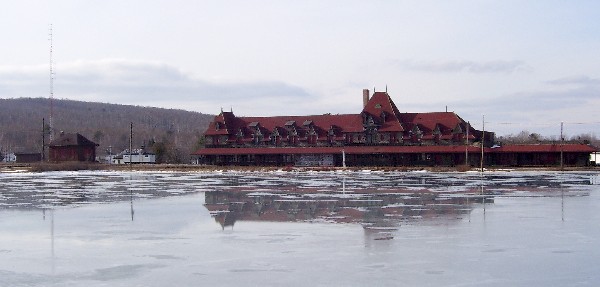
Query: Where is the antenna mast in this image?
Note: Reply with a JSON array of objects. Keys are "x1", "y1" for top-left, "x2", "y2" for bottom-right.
[{"x1": 49, "y1": 24, "x2": 55, "y2": 142}]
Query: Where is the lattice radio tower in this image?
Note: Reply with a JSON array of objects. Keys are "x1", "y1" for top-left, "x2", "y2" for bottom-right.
[{"x1": 48, "y1": 24, "x2": 55, "y2": 142}]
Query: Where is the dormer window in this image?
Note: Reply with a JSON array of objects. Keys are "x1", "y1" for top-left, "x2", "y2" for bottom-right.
[
  {"x1": 290, "y1": 127, "x2": 298, "y2": 136},
  {"x1": 248, "y1": 122, "x2": 261, "y2": 135},
  {"x1": 411, "y1": 125, "x2": 423, "y2": 143},
  {"x1": 452, "y1": 124, "x2": 463, "y2": 134},
  {"x1": 303, "y1": 120, "x2": 313, "y2": 126},
  {"x1": 215, "y1": 122, "x2": 221, "y2": 131},
  {"x1": 367, "y1": 115, "x2": 376, "y2": 127},
  {"x1": 380, "y1": 112, "x2": 387, "y2": 122},
  {"x1": 433, "y1": 125, "x2": 442, "y2": 142},
  {"x1": 271, "y1": 128, "x2": 280, "y2": 137},
  {"x1": 433, "y1": 125, "x2": 441, "y2": 135},
  {"x1": 412, "y1": 125, "x2": 422, "y2": 135}
]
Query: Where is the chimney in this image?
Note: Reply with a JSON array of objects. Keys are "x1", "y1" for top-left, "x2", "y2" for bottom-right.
[{"x1": 362, "y1": 89, "x2": 370, "y2": 108}]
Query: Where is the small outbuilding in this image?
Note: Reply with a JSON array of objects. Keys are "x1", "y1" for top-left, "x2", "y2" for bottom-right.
[
  {"x1": 48, "y1": 133, "x2": 98, "y2": 162},
  {"x1": 111, "y1": 147, "x2": 156, "y2": 164},
  {"x1": 15, "y1": 153, "x2": 42, "y2": 163}
]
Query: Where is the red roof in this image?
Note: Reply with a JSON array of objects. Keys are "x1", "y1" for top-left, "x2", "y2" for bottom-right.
[
  {"x1": 362, "y1": 92, "x2": 404, "y2": 132},
  {"x1": 202, "y1": 90, "x2": 485, "y2": 144},
  {"x1": 205, "y1": 112, "x2": 233, "y2": 135},
  {"x1": 241, "y1": 114, "x2": 364, "y2": 134},
  {"x1": 205, "y1": 113, "x2": 364, "y2": 138},
  {"x1": 48, "y1": 133, "x2": 98, "y2": 147}
]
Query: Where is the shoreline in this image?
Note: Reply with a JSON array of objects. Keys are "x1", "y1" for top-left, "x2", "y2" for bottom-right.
[{"x1": 1, "y1": 162, "x2": 599, "y2": 173}]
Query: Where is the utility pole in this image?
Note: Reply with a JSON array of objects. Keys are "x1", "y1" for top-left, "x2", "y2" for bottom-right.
[
  {"x1": 42, "y1": 118, "x2": 45, "y2": 161},
  {"x1": 465, "y1": 121, "x2": 469, "y2": 166},
  {"x1": 480, "y1": 115, "x2": 485, "y2": 173},
  {"x1": 129, "y1": 122, "x2": 133, "y2": 165},
  {"x1": 560, "y1": 121, "x2": 564, "y2": 170}
]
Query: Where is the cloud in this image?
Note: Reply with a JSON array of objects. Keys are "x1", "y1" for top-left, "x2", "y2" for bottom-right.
[
  {"x1": 0, "y1": 59, "x2": 314, "y2": 114},
  {"x1": 395, "y1": 59, "x2": 529, "y2": 74},
  {"x1": 2, "y1": 59, "x2": 597, "y2": 136},
  {"x1": 546, "y1": 75, "x2": 600, "y2": 86},
  {"x1": 436, "y1": 83, "x2": 600, "y2": 136},
  {"x1": 457, "y1": 86, "x2": 599, "y2": 117}
]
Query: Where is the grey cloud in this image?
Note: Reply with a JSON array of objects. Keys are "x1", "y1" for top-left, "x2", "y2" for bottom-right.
[
  {"x1": 396, "y1": 59, "x2": 529, "y2": 74},
  {"x1": 0, "y1": 66, "x2": 47, "y2": 97},
  {"x1": 462, "y1": 86, "x2": 599, "y2": 114},
  {"x1": 546, "y1": 75, "x2": 600, "y2": 86},
  {"x1": 0, "y1": 60, "x2": 313, "y2": 112},
  {"x1": 434, "y1": 85, "x2": 600, "y2": 135}
]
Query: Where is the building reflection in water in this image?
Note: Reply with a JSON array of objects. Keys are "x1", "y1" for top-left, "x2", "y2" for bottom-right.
[{"x1": 204, "y1": 186, "x2": 492, "y2": 240}]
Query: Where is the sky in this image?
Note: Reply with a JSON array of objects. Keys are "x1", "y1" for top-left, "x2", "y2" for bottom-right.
[{"x1": 1, "y1": 0, "x2": 600, "y2": 137}]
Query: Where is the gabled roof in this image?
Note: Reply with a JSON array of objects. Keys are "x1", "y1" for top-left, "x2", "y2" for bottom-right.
[
  {"x1": 48, "y1": 133, "x2": 98, "y2": 147},
  {"x1": 202, "y1": 90, "x2": 485, "y2": 139},
  {"x1": 206, "y1": 112, "x2": 237, "y2": 135},
  {"x1": 362, "y1": 92, "x2": 401, "y2": 117},
  {"x1": 362, "y1": 92, "x2": 404, "y2": 132},
  {"x1": 399, "y1": 112, "x2": 462, "y2": 133},
  {"x1": 242, "y1": 114, "x2": 364, "y2": 134},
  {"x1": 205, "y1": 113, "x2": 365, "y2": 137}
]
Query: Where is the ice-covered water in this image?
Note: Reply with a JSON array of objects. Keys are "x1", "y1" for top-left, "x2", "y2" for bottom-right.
[{"x1": 1, "y1": 170, "x2": 599, "y2": 286}]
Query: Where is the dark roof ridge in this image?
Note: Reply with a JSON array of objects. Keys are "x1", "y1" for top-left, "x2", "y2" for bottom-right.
[
  {"x1": 238, "y1": 113, "x2": 360, "y2": 119},
  {"x1": 48, "y1": 132, "x2": 98, "y2": 147}
]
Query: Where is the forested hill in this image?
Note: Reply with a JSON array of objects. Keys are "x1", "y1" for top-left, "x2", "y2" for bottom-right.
[{"x1": 0, "y1": 98, "x2": 214, "y2": 163}]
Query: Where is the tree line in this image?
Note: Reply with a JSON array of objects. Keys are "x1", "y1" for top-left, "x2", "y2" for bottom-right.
[
  {"x1": 0, "y1": 98, "x2": 214, "y2": 163},
  {"x1": 2, "y1": 98, "x2": 597, "y2": 163},
  {"x1": 496, "y1": 130, "x2": 599, "y2": 146}
]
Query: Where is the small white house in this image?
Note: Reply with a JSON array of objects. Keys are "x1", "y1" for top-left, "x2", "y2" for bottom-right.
[
  {"x1": 111, "y1": 148, "x2": 156, "y2": 164},
  {"x1": 1, "y1": 152, "x2": 16, "y2": 163},
  {"x1": 591, "y1": 152, "x2": 599, "y2": 165}
]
